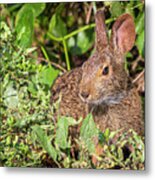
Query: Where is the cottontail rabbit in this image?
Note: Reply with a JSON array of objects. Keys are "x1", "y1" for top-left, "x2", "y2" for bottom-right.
[{"x1": 51, "y1": 10, "x2": 144, "y2": 136}]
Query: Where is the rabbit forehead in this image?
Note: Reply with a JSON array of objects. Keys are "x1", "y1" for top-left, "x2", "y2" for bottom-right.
[{"x1": 83, "y1": 52, "x2": 113, "y2": 73}]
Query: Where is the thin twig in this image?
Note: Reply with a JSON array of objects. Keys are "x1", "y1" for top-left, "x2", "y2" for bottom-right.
[
  {"x1": 86, "y1": 4, "x2": 93, "y2": 24},
  {"x1": 132, "y1": 70, "x2": 144, "y2": 84},
  {"x1": 38, "y1": 57, "x2": 67, "y2": 73}
]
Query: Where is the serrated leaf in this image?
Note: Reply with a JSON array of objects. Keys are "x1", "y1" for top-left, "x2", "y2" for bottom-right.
[
  {"x1": 32, "y1": 125, "x2": 57, "y2": 161},
  {"x1": 55, "y1": 117, "x2": 70, "y2": 149},
  {"x1": 55, "y1": 116, "x2": 81, "y2": 150},
  {"x1": 80, "y1": 114, "x2": 98, "y2": 153},
  {"x1": 3, "y1": 82, "x2": 18, "y2": 108}
]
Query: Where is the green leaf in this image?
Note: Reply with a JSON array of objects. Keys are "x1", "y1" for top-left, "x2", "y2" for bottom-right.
[
  {"x1": 25, "y1": 3, "x2": 46, "y2": 17},
  {"x1": 3, "y1": 82, "x2": 18, "y2": 108},
  {"x1": 28, "y1": 81, "x2": 37, "y2": 95},
  {"x1": 104, "y1": 128, "x2": 110, "y2": 141},
  {"x1": 15, "y1": 5, "x2": 34, "y2": 48},
  {"x1": 55, "y1": 3, "x2": 65, "y2": 15},
  {"x1": 49, "y1": 13, "x2": 67, "y2": 38},
  {"x1": 110, "y1": 2, "x2": 123, "y2": 17},
  {"x1": 136, "y1": 30, "x2": 144, "y2": 56},
  {"x1": 117, "y1": 147, "x2": 123, "y2": 161},
  {"x1": 39, "y1": 66, "x2": 59, "y2": 87},
  {"x1": 80, "y1": 114, "x2": 99, "y2": 153},
  {"x1": 55, "y1": 116, "x2": 80, "y2": 149},
  {"x1": 15, "y1": 3, "x2": 45, "y2": 47},
  {"x1": 55, "y1": 117, "x2": 70, "y2": 149},
  {"x1": 68, "y1": 29, "x2": 95, "y2": 55},
  {"x1": 32, "y1": 125, "x2": 57, "y2": 161},
  {"x1": 125, "y1": 1, "x2": 135, "y2": 16},
  {"x1": 135, "y1": 13, "x2": 144, "y2": 35}
]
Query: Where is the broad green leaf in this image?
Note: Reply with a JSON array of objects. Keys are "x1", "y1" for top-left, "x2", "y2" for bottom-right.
[
  {"x1": 55, "y1": 3, "x2": 65, "y2": 15},
  {"x1": 68, "y1": 29, "x2": 95, "y2": 55},
  {"x1": 136, "y1": 13, "x2": 144, "y2": 35},
  {"x1": 136, "y1": 30, "x2": 144, "y2": 56},
  {"x1": 3, "y1": 82, "x2": 18, "y2": 108},
  {"x1": 110, "y1": 2, "x2": 123, "y2": 17},
  {"x1": 32, "y1": 125, "x2": 57, "y2": 161},
  {"x1": 80, "y1": 114, "x2": 99, "y2": 153},
  {"x1": 25, "y1": 3, "x2": 46, "y2": 17},
  {"x1": 15, "y1": 3, "x2": 45, "y2": 47},
  {"x1": 15, "y1": 5, "x2": 34, "y2": 48},
  {"x1": 49, "y1": 13, "x2": 67, "y2": 38},
  {"x1": 39, "y1": 66, "x2": 59, "y2": 87},
  {"x1": 55, "y1": 116, "x2": 80, "y2": 149},
  {"x1": 55, "y1": 117, "x2": 70, "y2": 149}
]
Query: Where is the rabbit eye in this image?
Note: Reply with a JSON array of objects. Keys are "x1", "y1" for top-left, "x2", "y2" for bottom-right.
[{"x1": 102, "y1": 66, "x2": 109, "y2": 75}]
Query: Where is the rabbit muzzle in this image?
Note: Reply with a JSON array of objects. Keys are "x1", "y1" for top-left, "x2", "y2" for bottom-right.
[{"x1": 79, "y1": 90, "x2": 90, "y2": 103}]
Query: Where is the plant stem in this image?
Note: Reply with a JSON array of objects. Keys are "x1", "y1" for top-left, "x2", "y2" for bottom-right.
[
  {"x1": 64, "y1": 18, "x2": 114, "y2": 40},
  {"x1": 41, "y1": 46, "x2": 50, "y2": 61},
  {"x1": 47, "y1": 32, "x2": 63, "y2": 42},
  {"x1": 62, "y1": 39, "x2": 70, "y2": 71},
  {"x1": 47, "y1": 18, "x2": 114, "y2": 71},
  {"x1": 130, "y1": 3, "x2": 143, "y2": 10},
  {"x1": 48, "y1": 18, "x2": 114, "y2": 43},
  {"x1": 64, "y1": 23, "x2": 95, "y2": 40}
]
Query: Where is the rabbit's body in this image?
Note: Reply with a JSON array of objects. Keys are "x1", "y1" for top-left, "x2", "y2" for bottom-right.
[
  {"x1": 51, "y1": 66, "x2": 143, "y2": 136},
  {"x1": 51, "y1": 11, "x2": 144, "y2": 136},
  {"x1": 90, "y1": 88, "x2": 143, "y2": 135},
  {"x1": 51, "y1": 68, "x2": 86, "y2": 120}
]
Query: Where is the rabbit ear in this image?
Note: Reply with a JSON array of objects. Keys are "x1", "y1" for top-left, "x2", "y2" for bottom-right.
[
  {"x1": 95, "y1": 10, "x2": 108, "y2": 52},
  {"x1": 110, "y1": 14, "x2": 136, "y2": 54}
]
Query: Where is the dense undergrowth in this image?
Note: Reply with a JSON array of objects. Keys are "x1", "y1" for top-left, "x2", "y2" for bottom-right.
[{"x1": 0, "y1": 1, "x2": 144, "y2": 169}]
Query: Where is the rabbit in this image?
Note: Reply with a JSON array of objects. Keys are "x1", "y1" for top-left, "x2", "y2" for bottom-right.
[{"x1": 51, "y1": 10, "x2": 144, "y2": 137}]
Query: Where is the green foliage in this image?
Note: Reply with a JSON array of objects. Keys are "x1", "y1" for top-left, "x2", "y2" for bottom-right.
[
  {"x1": 97, "y1": 129, "x2": 144, "y2": 169},
  {"x1": 15, "y1": 3, "x2": 45, "y2": 48},
  {"x1": 110, "y1": 2, "x2": 124, "y2": 17},
  {"x1": 0, "y1": 21, "x2": 58, "y2": 167},
  {"x1": 49, "y1": 13, "x2": 67, "y2": 38},
  {"x1": 80, "y1": 114, "x2": 98, "y2": 153},
  {"x1": 0, "y1": 2, "x2": 145, "y2": 169},
  {"x1": 135, "y1": 13, "x2": 145, "y2": 56},
  {"x1": 32, "y1": 125, "x2": 57, "y2": 161},
  {"x1": 68, "y1": 29, "x2": 95, "y2": 55},
  {"x1": 3, "y1": 81, "x2": 19, "y2": 108},
  {"x1": 39, "y1": 66, "x2": 60, "y2": 87},
  {"x1": 55, "y1": 116, "x2": 80, "y2": 149}
]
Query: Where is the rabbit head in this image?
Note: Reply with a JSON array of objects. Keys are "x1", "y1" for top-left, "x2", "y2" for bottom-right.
[{"x1": 79, "y1": 11, "x2": 136, "y2": 105}]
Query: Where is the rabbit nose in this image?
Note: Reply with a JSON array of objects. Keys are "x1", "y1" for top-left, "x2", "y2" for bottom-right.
[{"x1": 80, "y1": 91, "x2": 89, "y2": 99}]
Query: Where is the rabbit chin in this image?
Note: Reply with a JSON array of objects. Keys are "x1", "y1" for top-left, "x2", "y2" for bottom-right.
[{"x1": 87, "y1": 92, "x2": 127, "y2": 106}]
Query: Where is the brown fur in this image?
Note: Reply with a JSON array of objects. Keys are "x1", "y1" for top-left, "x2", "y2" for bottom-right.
[{"x1": 51, "y1": 11, "x2": 144, "y2": 136}]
